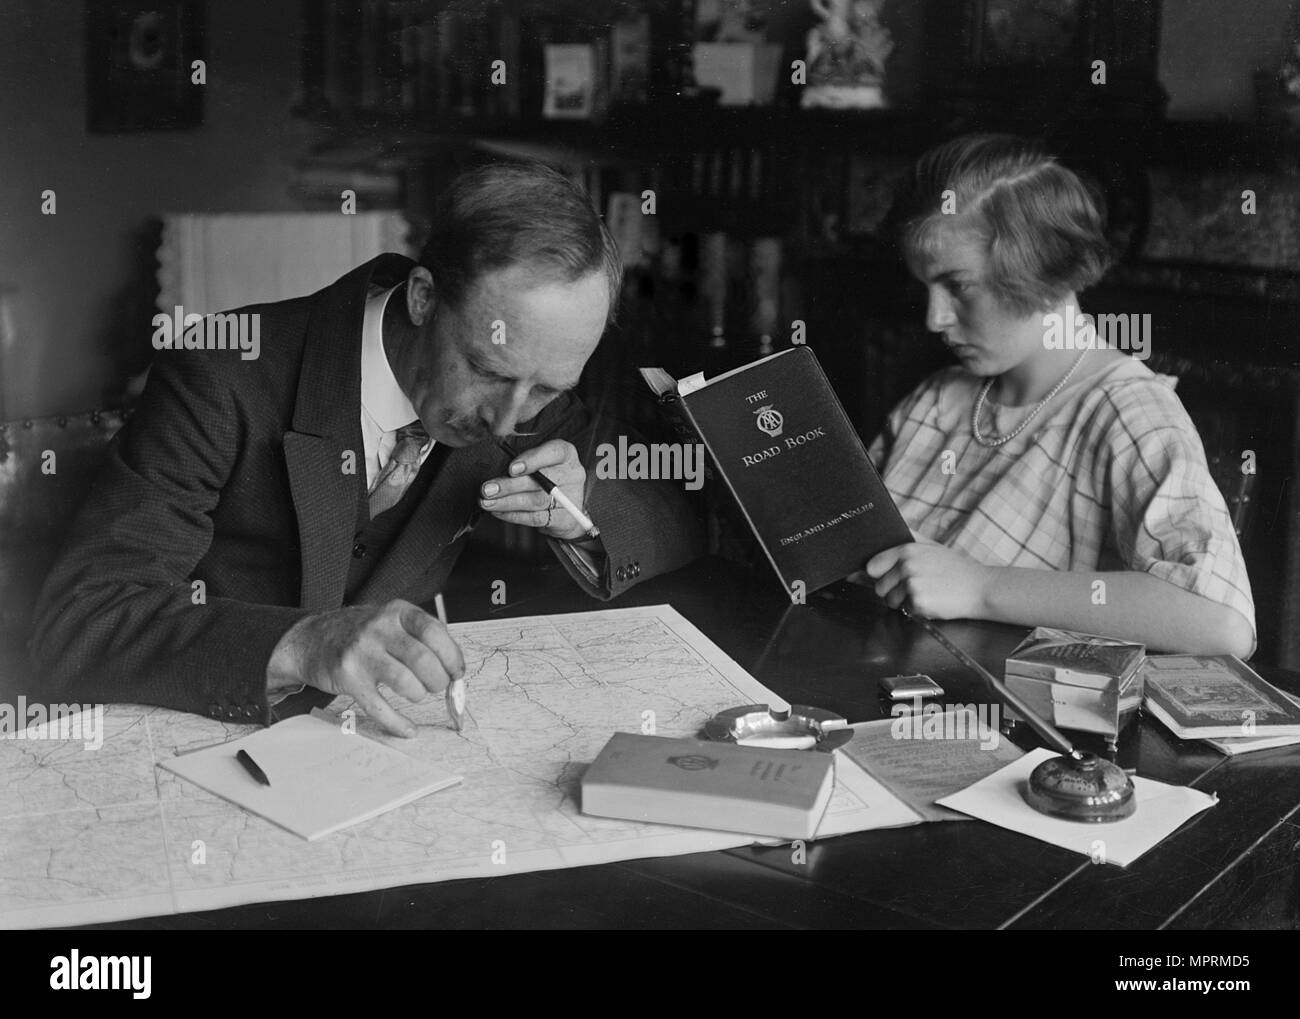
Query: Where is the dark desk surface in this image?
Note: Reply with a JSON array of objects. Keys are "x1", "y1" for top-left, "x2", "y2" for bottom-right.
[{"x1": 89, "y1": 553, "x2": 1300, "y2": 931}]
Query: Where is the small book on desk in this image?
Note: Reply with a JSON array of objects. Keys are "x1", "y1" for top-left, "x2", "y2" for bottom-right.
[
  {"x1": 581, "y1": 732, "x2": 834, "y2": 840},
  {"x1": 641, "y1": 347, "x2": 912, "y2": 598},
  {"x1": 1142, "y1": 654, "x2": 1300, "y2": 741}
]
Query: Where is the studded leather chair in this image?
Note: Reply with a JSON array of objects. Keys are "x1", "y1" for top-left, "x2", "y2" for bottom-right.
[{"x1": 0, "y1": 409, "x2": 129, "y2": 697}]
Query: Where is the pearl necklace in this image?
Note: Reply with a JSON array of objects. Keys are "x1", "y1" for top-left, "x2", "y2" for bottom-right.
[{"x1": 970, "y1": 348, "x2": 1089, "y2": 448}]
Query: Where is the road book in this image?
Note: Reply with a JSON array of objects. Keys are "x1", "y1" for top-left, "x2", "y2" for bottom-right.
[
  {"x1": 581, "y1": 732, "x2": 835, "y2": 840},
  {"x1": 641, "y1": 346, "x2": 912, "y2": 598}
]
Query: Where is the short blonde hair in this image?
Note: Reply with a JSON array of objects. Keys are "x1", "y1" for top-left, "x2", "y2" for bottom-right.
[{"x1": 896, "y1": 134, "x2": 1113, "y2": 316}]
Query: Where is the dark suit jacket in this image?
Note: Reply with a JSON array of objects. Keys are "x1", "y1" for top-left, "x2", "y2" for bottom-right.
[{"x1": 30, "y1": 255, "x2": 702, "y2": 723}]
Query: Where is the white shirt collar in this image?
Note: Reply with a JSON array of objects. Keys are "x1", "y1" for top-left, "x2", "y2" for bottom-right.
[{"x1": 361, "y1": 284, "x2": 419, "y2": 432}]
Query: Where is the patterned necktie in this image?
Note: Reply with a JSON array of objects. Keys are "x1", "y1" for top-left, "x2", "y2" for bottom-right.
[{"x1": 368, "y1": 419, "x2": 430, "y2": 517}]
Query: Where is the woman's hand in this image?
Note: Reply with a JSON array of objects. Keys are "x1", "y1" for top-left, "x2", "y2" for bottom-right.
[{"x1": 862, "y1": 541, "x2": 993, "y2": 619}]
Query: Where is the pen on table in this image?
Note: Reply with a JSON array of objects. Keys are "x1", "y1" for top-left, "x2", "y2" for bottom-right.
[
  {"x1": 435, "y1": 593, "x2": 466, "y2": 732},
  {"x1": 236, "y1": 748, "x2": 271, "y2": 787},
  {"x1": 497, "y1": 441, "x2": 600, "y2": 541}
]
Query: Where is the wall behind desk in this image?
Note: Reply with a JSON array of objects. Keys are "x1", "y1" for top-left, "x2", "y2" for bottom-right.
[{"x1": 0, "y1": 0, "x2": 309, "y2": 420}]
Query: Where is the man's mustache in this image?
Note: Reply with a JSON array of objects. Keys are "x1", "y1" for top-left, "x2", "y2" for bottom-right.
[{"x1": 443, "y1": 412, "x2": 536, "y2": 443}]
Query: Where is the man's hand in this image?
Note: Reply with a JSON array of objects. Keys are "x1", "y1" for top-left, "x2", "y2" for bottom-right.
[
  {"x1": 267, "y1": 600, "x2": 465, "y2": 737},
  {"x1": 478, "y1": 438, "x2": 592, "y2": 541},
  {"x1": 860, "y1": 542, "x2": 993, "y2": 620}
]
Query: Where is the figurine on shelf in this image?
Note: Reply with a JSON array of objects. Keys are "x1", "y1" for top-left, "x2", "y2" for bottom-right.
[{"x1": 801, "y1": 0, "x2": 893, "y2": 110}]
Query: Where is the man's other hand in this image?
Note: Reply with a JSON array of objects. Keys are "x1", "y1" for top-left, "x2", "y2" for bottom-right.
[
  {"x1": 266, "y1": 599, "x2": 465, "y2": 737},
  {"x1": 478, "y1": 438, "x2": 591, "y2": 540}
]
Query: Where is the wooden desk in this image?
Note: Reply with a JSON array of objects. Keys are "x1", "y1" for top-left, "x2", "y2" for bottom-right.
[{"x1": 84, "y1": 555, "x2": 1300, "y2": 931}]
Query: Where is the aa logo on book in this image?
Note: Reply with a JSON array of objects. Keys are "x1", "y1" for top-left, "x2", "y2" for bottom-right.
[{"x1": 754, "y1": 403, "x2": 783, "y2": 437}]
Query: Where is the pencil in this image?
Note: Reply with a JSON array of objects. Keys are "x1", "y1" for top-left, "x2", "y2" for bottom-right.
[{"x1": 435, "y1": 594, "x2": 466, "y2": 732}]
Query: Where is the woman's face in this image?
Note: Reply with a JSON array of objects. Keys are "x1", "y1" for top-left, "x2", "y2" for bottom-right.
[{"x1": 907, "y1": 227, "x2": 1045, "y2": 378}]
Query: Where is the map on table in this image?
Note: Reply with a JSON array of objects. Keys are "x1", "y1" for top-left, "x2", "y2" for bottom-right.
[{"x1": 0, "y1": 604, "x2": 916, "y2": 929}]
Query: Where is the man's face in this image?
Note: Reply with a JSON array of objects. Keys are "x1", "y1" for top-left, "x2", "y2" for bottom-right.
[
  {"x1": 907, "y1": 226, "x2": 1044, "y2": 378},
  {"x1": 397, "y1": 265, "x2": 609, "y2": 447}
]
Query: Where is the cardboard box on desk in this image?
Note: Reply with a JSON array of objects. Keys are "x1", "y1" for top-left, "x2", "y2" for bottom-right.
[{"x1": 1003, "y1": 627, "x2": 1145, "y2": 744}]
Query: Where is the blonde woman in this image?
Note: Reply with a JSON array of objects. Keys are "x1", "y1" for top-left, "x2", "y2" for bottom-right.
[{"x1": 864, "y1": 134, "x2": 1255, "y2": 657}]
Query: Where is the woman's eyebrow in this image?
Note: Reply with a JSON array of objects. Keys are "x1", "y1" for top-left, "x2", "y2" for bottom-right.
[{"x1": 922, "y1": 268, "x2": 972, "y2": 285}]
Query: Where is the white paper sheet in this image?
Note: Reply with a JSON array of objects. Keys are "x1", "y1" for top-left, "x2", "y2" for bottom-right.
[
  {"x1": 160, "y1": 715, "x2": 462, "y2": 841},
  {"x1": 937, "y1": 748, "x2": 1216, "y2": 867}
]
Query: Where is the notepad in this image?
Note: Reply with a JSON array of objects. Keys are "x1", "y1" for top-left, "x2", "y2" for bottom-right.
[{"x1": 160, "y1": 714, "x2": 462, "y2": 840}]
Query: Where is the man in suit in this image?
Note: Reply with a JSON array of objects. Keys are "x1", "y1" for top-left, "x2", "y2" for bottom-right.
[{"x1": 31, "y1": 163, "x2": 703, "y2": 736}]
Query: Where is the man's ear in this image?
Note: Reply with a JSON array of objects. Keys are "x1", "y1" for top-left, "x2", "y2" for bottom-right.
[{"x1": 406, "y1": 266, "x2": 437, "y2": 327}]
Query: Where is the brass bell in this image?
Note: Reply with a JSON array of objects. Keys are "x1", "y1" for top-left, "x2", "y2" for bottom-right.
[{"x1": 1025, "y1": 751, "x2": 1135, "y2": 822}]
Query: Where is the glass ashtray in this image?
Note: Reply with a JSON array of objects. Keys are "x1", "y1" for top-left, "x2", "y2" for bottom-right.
[{"x1": 702, "y1": 704, "x2": 854, "y2": 752}]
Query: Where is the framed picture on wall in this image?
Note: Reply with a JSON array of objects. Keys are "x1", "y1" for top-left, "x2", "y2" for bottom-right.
[
  {"x1": 85, "y1": 0, "x2": 206, "y2": 133},
  {"x1": 969, "y1": 0, "x2": 1083, "y2": 67},
  {"x1": 925, "y1": 0, "x2": 1165, "y2": 117}
]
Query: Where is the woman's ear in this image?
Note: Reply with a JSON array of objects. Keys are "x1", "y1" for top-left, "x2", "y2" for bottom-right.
[{"x1": 405, "y1": 267, "x2": 437, "y2": 327}]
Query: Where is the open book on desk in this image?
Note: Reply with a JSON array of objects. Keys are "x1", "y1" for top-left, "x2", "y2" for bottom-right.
[{"x1": 836, "y1": 714, "x2": 1026, "y2": 823}]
